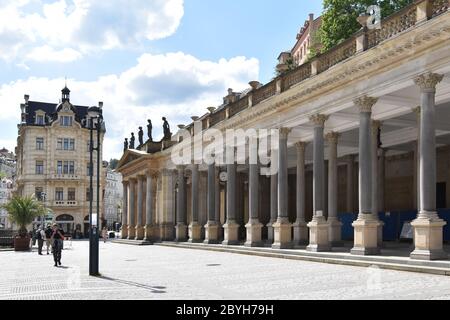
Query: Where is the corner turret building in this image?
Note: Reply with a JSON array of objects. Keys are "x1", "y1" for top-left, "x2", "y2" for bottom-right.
[{"x1": 15, "y1": 87, "x2": 106, "y2": 236}]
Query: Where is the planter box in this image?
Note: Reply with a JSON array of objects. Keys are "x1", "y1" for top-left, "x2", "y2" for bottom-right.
[{"x1": 14, "y1": 236, "x2": 30, "y2": 251}]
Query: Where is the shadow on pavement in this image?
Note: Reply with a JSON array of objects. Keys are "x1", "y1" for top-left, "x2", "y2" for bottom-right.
[{"x1": 99, "y1": 276, "x2": 167, "y2": 294}]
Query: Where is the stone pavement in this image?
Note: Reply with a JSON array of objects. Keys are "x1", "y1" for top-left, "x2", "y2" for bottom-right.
[{"x1": 1, "y1": 240, "x2": 450, "y2": 300}]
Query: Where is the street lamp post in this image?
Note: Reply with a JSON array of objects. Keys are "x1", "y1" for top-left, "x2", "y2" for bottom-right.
[{"x1": 88, "y1": 105, "x2": 103, "y2": 276}]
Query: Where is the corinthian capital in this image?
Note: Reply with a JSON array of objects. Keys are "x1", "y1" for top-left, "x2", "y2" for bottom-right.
[
  {"x1": 414, "y1": 73, "x2": 444, "y2": 92},
  {"x1": 325, "y1": 132, "x2": 340, "y2": 144},
  {"x1": 354, "y1": 95, "x2": 378, "y2": 113},
  {"x1": 279, "y1": 127, "x2": 292, "y2": 139},
  {"x1": 310, "y1": 114, "x2": 329, "y2": 127},
  {"x1": 295, "y1": 141, "x2": 307, "y2": 152}
]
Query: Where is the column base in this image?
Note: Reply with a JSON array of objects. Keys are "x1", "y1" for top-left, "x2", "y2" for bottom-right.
[
  {"x1": 410, "y1": 216, "x2": 447, "y2": 261},
  {"x1": 120, "y1": 224, "x2": 128, "y2": 239},
  {"x1": 144, "y1": 224, "x2": 158, "y2": 243},
  {"x1": 307, "y1": 216, "x2": 330, "y2": 252},
  {"x1": 293, "y1": 220, "x2": 308, "y2": 246},
  {"x1": 244, "y1": 219, "x2": 263, "y2": 247},
  {"x1": 222, "y1": 221, "x2": 240, "y2": 245},
  {"x1": 188, "y1": 222, "x2": 203, "y2": 243},
  {"x1": 135, "y1": 225, "x2": 145, "y2": 240},
  {"x1": 204, "y1": 221, "x2": 219, "y2": 244},
  {"x1": 127, "y1": 225, "x2": 136, "y2": 240},
  {"x1": 272, "y1": 218, "x2": 293, "y2": 249},
  {"x1": 328, "y1": 218, "x2": 344, "y2": 247},
  {"x1": 175, "y1": 223, "x2": 188, "y2": 242},
  {"x1": 266, "y1": 220, "x2": 276, "y2": 243},
  {"x1": 160, "y1": 223, "x2": 175, "y2": 241},
  {"x1": 351, "y1": 215, "x2": 381, "y2": 256}
]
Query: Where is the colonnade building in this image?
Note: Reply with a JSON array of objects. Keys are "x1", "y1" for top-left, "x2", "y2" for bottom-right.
[{"x1": 116, "y1": 1, "x2": 450, "y2": 260}]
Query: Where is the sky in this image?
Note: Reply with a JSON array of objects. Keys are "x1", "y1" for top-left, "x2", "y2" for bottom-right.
[{"x1": 0, "y1": 0, "x2": 323, "y2": 161}]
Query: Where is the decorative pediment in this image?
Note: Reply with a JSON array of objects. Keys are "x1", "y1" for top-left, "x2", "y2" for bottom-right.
[{"x1": 116, "y1": 149, "x2": 148, "y2": 171}]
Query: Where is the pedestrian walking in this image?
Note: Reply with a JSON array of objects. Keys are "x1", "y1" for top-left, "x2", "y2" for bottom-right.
[
  {"x1": 36, "y1": 225, "x2": 45, "y2": 255},
  {"x1": 51, "y1": 224, "x2": 65, "y2": 267},
  {"x1": 44, "y1": 224, "x2": 53, "y2": 255},
  {"x1": 102, "y1": 227, "x2": 108, "y2": 243}
]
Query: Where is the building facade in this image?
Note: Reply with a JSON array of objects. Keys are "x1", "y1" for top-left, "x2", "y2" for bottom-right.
[
  {"x1": 15, "y1": 87, "x2": 106, "y2": 237},
  {"x1": 116, "y1": 1, "x2": 450, "y2": 261},
  {"x1": 103, "y1": 166, "x2": 123, "y2": 229},
  {"x1": 0, "y1": 178, "x2": 14, "y2": 229},
  {"x1": 0, "y1": 148, "x2": 16, "y2": 179},
  {"x1": 277, "y1": 13, "x2": 322, "y2": 73}
]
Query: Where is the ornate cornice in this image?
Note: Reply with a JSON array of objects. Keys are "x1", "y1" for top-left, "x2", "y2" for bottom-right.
[
  {"x1": 414, "y1": 72, "x2": 444, "y2": 92},
  {"x1": 354, "y1": 96, "x2": 378, "y2": 113},
  {"x1": 310, "y1": 114, "x2": 329, "y2": 127}
]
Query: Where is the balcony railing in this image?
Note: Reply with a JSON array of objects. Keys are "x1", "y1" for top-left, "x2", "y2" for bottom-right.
[
  {"x1": 52, "y1": 174, "x2": 79, "y2": 180},
  {"x1": 52, "y1": 201, "x2": 79, "y2": 207},
  {"x1": 184, "y1": 0, "x2": 448, "y2": 133}
]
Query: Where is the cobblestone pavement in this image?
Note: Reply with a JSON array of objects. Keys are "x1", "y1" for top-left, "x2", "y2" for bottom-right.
[{"x1": 1, "y1": 240, "x2": 450, "y2": 300}]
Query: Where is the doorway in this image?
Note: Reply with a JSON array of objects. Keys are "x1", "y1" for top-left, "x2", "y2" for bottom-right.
[{"x1": 437, "y1": 182, "x2": 446, "y2": 209}]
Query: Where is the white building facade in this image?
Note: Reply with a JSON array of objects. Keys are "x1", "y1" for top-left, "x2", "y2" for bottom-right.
[{"x1": 103, "y1": 168, "x2": 123, "y2": 229}]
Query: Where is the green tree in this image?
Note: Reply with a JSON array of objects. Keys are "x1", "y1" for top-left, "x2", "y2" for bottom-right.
[
  {"x1": 319, "y1": 0, "x2": 414, "y2": 51},
  {"x1": 109, "y1": 159, "x2": 119, "y2": 170},
  {"x1": 1, "y1": 195, "x2": 45, "y2": 236}
]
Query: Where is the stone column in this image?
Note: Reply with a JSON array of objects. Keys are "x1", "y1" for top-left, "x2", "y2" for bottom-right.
[
  {"x1": 245, "y1": 136, "x2": 263, "y2": 247},
  {"x1": 160, "y1": 169, "x2": 176, "y2": 241},
  {"x1": 175, "y1": 165, "x2": 187, "y2": 242},
  {"x1": 127, "y1": 178, "x2": 136, "y2": 239},
  {"x1": 351, "y1": 96, "x2": 381, "y2": 256},
  {"x1": 223, "y1": 148, "x2": 240, "y2": 245},
  {"x1": 307, "y1": 114, "x2": 331, "y2": 252},
  {"x1": 326, "y1": 132, "x2": 343, "y2": 247},
  {"x1": 121, "y1": 181, "x2": 128, "y2": 239},
  {"x1": 372, "y1": 121, "x2": 384, "y2": 248},
  {"x1": 411, "y1": 73, "x2": 447, "y2": 260},
  {"x1": 215, "y1": 168, "x2": 222, "y2": 239},
  {"x1": 204, "y1": 163, "x2": 219, "y2": 244},
  {"x1": 135, "y1": 176, "x2": 145, "y2": 240},
  {"x1": 189, "y1": 164, "x2": 202, "y2": 243},
  {"x1": 273, "y1": 128, "x2": 293, "y2": 249},
  {"x1": 144, "y1": 171, "x2": 157, "y2": 242},
  {"x1": 266, "y1": 172, "x2": 278, "y2": 242},
  {"x1": 413, "y1": 106, "x2": 421, "y2": 211},
  {"x1": 346, "y1": 155, "x2": 354, "y2": 213},
  {"x1": 293, "y1": 142, "x2": 308, "y2": 245}
]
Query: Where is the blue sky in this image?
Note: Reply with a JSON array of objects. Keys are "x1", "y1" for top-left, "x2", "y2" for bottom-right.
[{"x1": 0, "y1": 0, "x2": 323, "y2": 160}]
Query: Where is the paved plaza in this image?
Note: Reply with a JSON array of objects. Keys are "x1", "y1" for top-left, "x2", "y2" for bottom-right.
[{"x1": 1, "y1": 241, "x2": 450, "y2": 300}]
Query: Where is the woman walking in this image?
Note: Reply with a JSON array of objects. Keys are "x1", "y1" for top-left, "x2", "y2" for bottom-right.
[
  {"x1": 102, "y1": 227, "x2": 108, "y2": 243},
  {"x1": 51, "y1": 224, "x2": 65, "y2": 267}
]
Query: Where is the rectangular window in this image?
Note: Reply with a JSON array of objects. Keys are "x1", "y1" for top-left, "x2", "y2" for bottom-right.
[
  {"x1": 57, "y1": 161, "x2": 63, "y2": 175},
  {"x1": 63, "y1": 161, "x2": 69, "y2": 174},
  {"x1": 69, "y1": 139, "x2": 75, "y2": 151},
  {"x1": 55, "y1": 188, "x2": 64, "y2": 201},
  {"x1": 35, "y1": 187, "x2": 43, "y2": 201},
  {"x1": 68, "y1": 161, "x2": 75, "y2": 175},
  {"x1": 68, "y1": 188, "x2": 76, "y2": 201},
  {"x1": 36, "y1": 138, "x2": 44, "y2": 150},
  {"x1": 35, "y1": 161, "x2": 44, "y2": 175},
  {"x1": 64, "y1": 139, "x2": 69, "y2": 150},
  {"x1": 86, "y1": 188, "x2": 91, "y2": 202},
  {"x1": 61, "y1": 116, "x2": 73, "y2": 127},
  {"x1": 36, "y1": 115, "x2": 45, "y2": 125},
  {"x1": 57, "y1": 138, "x2": 63, "y2": 150}
]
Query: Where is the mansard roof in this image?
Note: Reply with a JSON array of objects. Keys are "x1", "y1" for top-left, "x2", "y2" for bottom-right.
[{"x1": 25, "y1": 101, "x2": 89, "y2": 127}]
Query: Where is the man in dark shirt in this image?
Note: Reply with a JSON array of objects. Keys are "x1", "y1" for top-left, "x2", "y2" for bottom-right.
[{"x1": 44, "y1": 224, "x2": 53, "y2": 255}]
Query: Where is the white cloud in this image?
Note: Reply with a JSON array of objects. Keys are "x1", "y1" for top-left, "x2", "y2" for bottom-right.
[
  {"x1": 0, "y1": 52, "x2": 260, "y2": 160},
  {"x1": 0, "y1": 0, "x2": 185, "y2": 62},
  {"x1": 26, "y1": 46, "x2": 82, "y2": 62}
]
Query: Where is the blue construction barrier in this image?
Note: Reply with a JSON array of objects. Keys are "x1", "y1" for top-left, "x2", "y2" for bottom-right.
[{"x1": 338, "y1": 210, "x2": 450, "y2": 241}]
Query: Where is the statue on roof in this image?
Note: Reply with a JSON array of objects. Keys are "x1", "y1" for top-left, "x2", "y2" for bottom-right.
[
  {"x1": 162, "y1": 117, "x2": 172, "y2": 140},
  {"x1": 147, "y1": 120, "x2": 153, "y2": 142},
  {"x1": 130, "y1": 133, "x2": 135, "y2": 149},
  {"x1": 124, "y1": 138, "x2": 128, "y2": 152},
  {"x1": 138, "y1": 127, "x2": 144, "y2": 147}
]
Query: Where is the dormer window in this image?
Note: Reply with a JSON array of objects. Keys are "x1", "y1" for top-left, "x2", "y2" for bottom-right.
[
  {"x1": 36, "y1": 115, "x2": 45, "y2": 125},
  {"x1": 61, "y1": 116, "x2": 73, "y2": 127}
]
